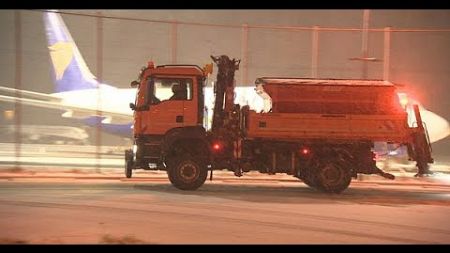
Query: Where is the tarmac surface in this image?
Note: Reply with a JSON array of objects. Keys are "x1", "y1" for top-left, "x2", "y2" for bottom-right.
[
  {"x1": 0, "y1": 143, "x2": 449, "y2": 244},
  {"x1": 0, "y1": 170, "x2": 449, "y2": 244}
]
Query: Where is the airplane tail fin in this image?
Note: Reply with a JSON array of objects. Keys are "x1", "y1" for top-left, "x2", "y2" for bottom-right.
[{"x1": 43, "y1": 10, "x2": 99, "y2": 93}]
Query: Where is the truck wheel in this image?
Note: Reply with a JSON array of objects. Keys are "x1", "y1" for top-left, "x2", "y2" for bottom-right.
[
  {"x1": 167, "y1": 155, "x2": 207, "y2": 190},
  {"x1": 124, "y1": 149, "x2": 134, "y2": 178},
  {"x1": 315, "y1": 162, "x2": 352, "y2": 193}
]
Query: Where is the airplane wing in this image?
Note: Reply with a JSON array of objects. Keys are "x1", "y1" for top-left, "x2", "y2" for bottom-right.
[
  {"x1": 0, "y1": 86, "x2": 61, "y2": 102},
  {"x1": 0, "y1": 86, "x2": 132, "y2": 124}
]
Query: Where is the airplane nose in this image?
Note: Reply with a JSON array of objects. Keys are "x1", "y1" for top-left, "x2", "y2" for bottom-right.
[{"x1": 421, "y1": 109, "x2": 450, "y2": 143}]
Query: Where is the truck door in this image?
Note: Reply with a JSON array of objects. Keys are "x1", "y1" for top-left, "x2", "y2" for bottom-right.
[
  {"x1": 182, "y1": 78, "x2": 199, "y2": 127},
  {"x1": 145, "y1": 77, "x2": 194, "y2": 134}
]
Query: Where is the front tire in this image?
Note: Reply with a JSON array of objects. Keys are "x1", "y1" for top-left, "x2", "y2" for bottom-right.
[{"x1": 167, "y1": 155, "x2": 207, "y2": 190}]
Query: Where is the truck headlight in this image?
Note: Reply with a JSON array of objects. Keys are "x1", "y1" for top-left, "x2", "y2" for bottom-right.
[{"x1": 132, "y1": 144, "x2": 137, "y2": 161}]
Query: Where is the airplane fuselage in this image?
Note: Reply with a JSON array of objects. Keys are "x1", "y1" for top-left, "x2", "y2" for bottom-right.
[{"x1": 53, "y1": 85, "x2": 136, "y2": 118}]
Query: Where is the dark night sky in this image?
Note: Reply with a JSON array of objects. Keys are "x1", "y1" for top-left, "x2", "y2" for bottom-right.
[{"x1": 0, "y1": 9, "x2": 449, "y2": 153}]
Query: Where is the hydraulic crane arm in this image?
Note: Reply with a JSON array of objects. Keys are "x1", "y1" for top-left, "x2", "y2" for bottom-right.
[{"x1": 210, "y1": 55, "x2": 241, "y2": 133}]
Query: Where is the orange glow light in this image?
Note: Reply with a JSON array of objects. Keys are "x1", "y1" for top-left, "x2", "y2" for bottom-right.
[{"x1": 397, "y1": 92, "x2": 409, "y2": 108}]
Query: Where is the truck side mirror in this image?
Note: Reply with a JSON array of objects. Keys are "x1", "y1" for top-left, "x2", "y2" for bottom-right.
[
  {"x1": 130, "y1": 80, "x2": 139, "y2": 87},
  {"x1": 130, "y1": 103, "x2": 149, "y2": 111}
]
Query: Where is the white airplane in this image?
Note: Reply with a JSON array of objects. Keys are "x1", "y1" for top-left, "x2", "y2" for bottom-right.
[{"x1": 0, "y1": 11, "x2": 449, "y2": 146}]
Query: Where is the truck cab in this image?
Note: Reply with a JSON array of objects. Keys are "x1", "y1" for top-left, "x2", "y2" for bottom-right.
[
  {"x1": 126, "y1": 63, "x2": 213, "y2": 189},
  {"x1": 131, "y1": 63, "x2": 208, "y2": 135}
]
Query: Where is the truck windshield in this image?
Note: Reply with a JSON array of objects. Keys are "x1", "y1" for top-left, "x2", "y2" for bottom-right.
[{"x1": 150, "y1": 78, "x2": 193, "y2": 103}]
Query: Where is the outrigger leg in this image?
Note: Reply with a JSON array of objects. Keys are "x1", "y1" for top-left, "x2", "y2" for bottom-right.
[{"x1": 411, "y1": 104, "x2": 434, "y2": 177}]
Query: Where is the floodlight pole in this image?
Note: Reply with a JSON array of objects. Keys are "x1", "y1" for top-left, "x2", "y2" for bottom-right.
[{"x1": 361, "y1": 9, "x2": 370, "y2": 79}]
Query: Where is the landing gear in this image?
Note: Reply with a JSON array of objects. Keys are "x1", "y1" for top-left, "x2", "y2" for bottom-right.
[
  {"x1": 415, "y1": 159, "x2": 433, "y2": 177},
  {"x1": 167, "y1": 155, "x2": 208, "y2": 190},
  {"x1": 124, "y1": 149, "x2": 134, "y2": 178}
]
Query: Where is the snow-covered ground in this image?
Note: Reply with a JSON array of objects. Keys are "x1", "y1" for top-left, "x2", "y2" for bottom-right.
[
  {"x1": 0, "y1": 143, "x2": 449, "y2": 244},
  {"x1": 0, "y1": 172, "x2": 449, "y2": 244}
]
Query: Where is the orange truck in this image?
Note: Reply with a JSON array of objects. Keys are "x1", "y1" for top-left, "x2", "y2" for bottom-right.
[{"x1": 125, "y1": 55, "x2": 433, "y2": 193}]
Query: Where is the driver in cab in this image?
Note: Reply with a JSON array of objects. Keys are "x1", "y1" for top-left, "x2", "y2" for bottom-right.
[{"x1": 170, "y1": 83, "x2": 187, "y2": 100}]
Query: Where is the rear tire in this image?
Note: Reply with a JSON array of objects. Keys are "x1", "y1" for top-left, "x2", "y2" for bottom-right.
[
  {"x1": 315, "y1": 162, "x2": 352, "y2": 193},
  {"x1": 167, "y1": 155, "x2": 207, "y2": 190}
]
